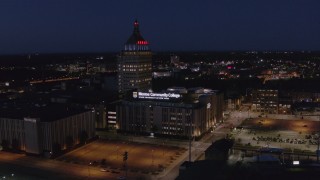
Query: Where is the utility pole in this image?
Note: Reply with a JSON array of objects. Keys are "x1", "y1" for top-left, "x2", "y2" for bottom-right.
[
  {"x1": 123, "y1": 151, "x2": 128, "y2": 178},
  {"x1": 88, "y1": 162, "x2": 92, "y2": 179}
]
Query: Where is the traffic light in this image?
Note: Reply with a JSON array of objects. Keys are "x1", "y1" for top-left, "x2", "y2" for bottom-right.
[{"x1": 123, "y1": 151, "x2": 128, "y2": 161}]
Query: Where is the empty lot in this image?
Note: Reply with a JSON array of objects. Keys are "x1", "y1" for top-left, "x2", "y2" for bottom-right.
[{"x1": 57, "y1": 139, "x2": 186, "y2": 174}]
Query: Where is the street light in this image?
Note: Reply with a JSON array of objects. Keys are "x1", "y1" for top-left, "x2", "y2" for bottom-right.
[
  {"x1": 162, "y1": 142, "x2": 165, "y2": 156},
  {"x1": 123, "y1": 151, "x2": 128, "y2": 178},
  {"x1": 88, "y1": 162, "x2": 92, "y2": 178}
]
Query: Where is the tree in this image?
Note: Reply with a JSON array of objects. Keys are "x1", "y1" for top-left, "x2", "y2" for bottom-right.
[
  {"x1": 66, "y1": 136, "x2": 74, "y2": 149},
  {"x1": 79, "y1": 131, "x2": 88, "y2": 144},
  {"x1": 52, "y1": 142, "x2": 62, "y2": 155},
  {"x1": 1, "y1": 140, "x2": 9, "y2": 150},
  {"x1": 151, "y1": 125, "x2": 158, "y2": 133},
  {"x1": 101, "y1": 159, "x2": 106, "y2": 166},
  {"x1": 11, "y1": 139, "x2": 20, "y2": 151},
  {"x1": 178, "y1": 128, "x2": 184, "y2": 136}
]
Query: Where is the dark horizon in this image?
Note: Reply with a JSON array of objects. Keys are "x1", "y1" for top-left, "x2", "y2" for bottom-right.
[{"x1": 1, "y1": 50, "x2": 320, "y2": 57}]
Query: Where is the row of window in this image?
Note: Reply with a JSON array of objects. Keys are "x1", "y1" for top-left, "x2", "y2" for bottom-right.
[
  {"x1": 122, "y1": 68, "x2": 151, "y2": 72},
  {"x1": 122, "y1": 64, "x2": 150, "y2": 68}
]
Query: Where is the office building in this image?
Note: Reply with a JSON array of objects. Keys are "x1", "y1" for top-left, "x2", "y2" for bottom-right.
[
  {"x1": 117, "y1": 20, "x2": 152, "y2": 93},
  {"x1": 252, "y1": 89, "x2": 278, "y2": 114}
]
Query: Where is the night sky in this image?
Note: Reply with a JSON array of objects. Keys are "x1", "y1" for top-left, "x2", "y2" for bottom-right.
[{"x1": 0, "y1": 0, "x2": 320, "y2": 54}]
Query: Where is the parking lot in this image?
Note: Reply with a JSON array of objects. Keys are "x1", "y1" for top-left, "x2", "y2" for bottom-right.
[
  {"x1": 233, "y1": 117, "x2": 320, "y2": 152},
  {"x1": 57, "y1": 139, "x2": 186, "y2": 174},
  {"x1": 241, "y1": 117, "x2": 320, "y2": 133}
]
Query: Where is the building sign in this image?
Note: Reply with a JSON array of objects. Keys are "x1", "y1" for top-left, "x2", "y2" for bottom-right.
[
  {"x1": 133, "y1": 92, "x2": 138, "y2": 98},
  {"x1": 24, "y1": 118, "x2": 38, "y2": 123},
  {"x1": 207, "y1": 103, "x2": 211, "y2": 109},
  {"x1": 293, "y1": 161, "x2": 300, "y2": 165},
  {"x1": 133, "y1": 92, "x2": 181, "y2": 100}
]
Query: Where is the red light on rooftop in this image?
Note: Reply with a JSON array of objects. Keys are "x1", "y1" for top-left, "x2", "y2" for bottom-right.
[{"x1": 137, "y1": 41, "x2": 148, "y2": 45}]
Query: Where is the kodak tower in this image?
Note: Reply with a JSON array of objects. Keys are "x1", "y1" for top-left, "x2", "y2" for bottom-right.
[{"x1": 117, "y1": 20, "x2": 152, "y2": 93}]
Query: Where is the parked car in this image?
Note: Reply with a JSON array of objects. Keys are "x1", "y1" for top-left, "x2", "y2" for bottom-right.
[{"x1": 100, "y1": 168, "x2": 107, "y2": 172}]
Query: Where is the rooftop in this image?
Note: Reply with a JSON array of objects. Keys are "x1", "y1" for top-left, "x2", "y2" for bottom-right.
[
  {"x1": 124, "y1": 20, "x2": 150, "y2": 51},
  {"x1": 0, "y1": 101, "x2": 91, "y2": 122}
]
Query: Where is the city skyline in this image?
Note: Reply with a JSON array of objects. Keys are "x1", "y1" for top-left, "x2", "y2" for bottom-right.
[
  {"x1": 0, "y1": 0, "x2": 320, "y2": 55},
  {"x1": 1, "y1": 3, "x2": 320, "y2": 178}
]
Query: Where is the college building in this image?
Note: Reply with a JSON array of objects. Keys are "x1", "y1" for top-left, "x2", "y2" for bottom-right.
[{"x1": 116, "y1": 87, "x2": 224, "y2": 138}]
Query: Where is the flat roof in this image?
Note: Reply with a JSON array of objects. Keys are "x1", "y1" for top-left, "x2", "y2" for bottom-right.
[{"x1": 0, "y1": 102, "x2": 90, "y2": 122}]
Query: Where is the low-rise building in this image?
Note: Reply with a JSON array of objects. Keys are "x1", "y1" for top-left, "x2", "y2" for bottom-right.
[
  {"x1": 0, "y1": 103, "x2": 95, "y2": 155},
  {"x1": 252, "y1": 89, "x2": 278, "y2": 114}
]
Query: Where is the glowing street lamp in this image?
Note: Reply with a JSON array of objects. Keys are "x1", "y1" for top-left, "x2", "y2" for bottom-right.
[{"x1": 88, "y1": 162, "x2": 92, "y2": 178}]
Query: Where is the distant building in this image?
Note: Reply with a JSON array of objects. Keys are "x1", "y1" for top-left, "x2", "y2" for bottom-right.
[
  {"x1": 170, "y1": 55, "x2": 180, "y2": 66},
  {"x1": 0, "y1": 103, "x2": 95, "y2": 155},
  {"x1": 117, "y1": 20, "x2": 152, "y2": 93},
  {"x1": 116, "y1": 87, "x2": 224, "y2": 138},
  {"x1": 288, "y1": 91, "x2": 320, "y2": 103},
  {"x1": 278, "y1": 96, "x2": 292, "y2": 114},
  {"x1": 252, "y1": 89, "x2": 278, "y2": 114},
  {"x1": 152, "y1": 71, "x2": 172, "y2": 79},
  {"x1": 291, "y1": 102, "x2": 320, "y2": 114}
]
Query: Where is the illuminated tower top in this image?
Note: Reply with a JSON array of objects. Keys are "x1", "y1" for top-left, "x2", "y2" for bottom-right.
[{"x1": 124, "y1": 20, "x2": 150, "y2": 51}]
